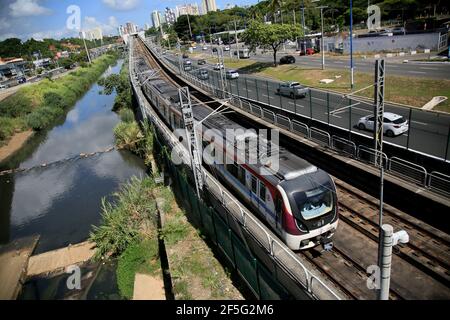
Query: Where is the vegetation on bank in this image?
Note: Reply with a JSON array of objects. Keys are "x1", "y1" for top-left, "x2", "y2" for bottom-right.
[
  {"x1": 0, "y1": 53, "x2": 119, "y2": 146},
  {"x1": 98, "y1": 59, "x2": 132, "y2": 111}
]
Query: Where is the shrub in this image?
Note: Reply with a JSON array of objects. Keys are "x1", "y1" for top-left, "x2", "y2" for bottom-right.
[
  {"x1": 26, "y1": 109, "x2": 52, "y2": 130},
  {"x1": 113, "y1": 121, "x2": 143, "y2": 150},
  {"x1": 89, "y1": 176, "x2": 158, "y2": 259},
  {"x1": 0, "y1": 117, "x2": 16, "y2": 141},
  {"x1": 119, "y1": 108, "x2": 135, "y2": 123}
]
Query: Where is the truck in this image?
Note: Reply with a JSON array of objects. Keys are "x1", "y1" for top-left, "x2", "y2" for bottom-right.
[{"x1": 277, "y1": 82, "x2": 309, "y2": 99}]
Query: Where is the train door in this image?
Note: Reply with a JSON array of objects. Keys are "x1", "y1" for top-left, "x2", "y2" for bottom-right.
[
  {"x1": 274, "y1": 196, "x2": 283, "y2": 234},
  {"x1": 246, "y1": 172, "x2": 259, "y2": 210}
]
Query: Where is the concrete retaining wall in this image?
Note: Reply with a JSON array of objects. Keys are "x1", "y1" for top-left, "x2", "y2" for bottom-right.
[{"x1": 325, "y1": 33, "x2": 441, "y2": 54}]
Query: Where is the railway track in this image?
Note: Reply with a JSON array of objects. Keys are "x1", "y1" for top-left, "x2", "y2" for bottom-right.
[{"x1": 134, "y1": 37, "x2": 450, "y2": 300}]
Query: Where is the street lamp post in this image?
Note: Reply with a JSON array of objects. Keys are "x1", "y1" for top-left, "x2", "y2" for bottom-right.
[
  {"x1": 316, "y1": 6, "x2": 328, "y2": 70},
  {"x1": 350, "y1": 0, "x2": 355, "y2": 89}
]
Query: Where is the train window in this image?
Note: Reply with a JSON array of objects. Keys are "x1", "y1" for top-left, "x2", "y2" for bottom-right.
[
  {"x1": 227, "y1": 164, "x2": 239, "y2": 179},
  {"x1": 259, "y1": 183, "x2": 266, "y2": 201},
  {"x1": 251, "y1": 175, "x2": 258, "y2": 194},
  {"x1": 237, "y1": 167, "x2": 246, "y2": 185}
]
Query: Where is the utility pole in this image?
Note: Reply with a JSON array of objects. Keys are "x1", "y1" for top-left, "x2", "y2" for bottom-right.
[
  {"x1": 82, "y1": 32, "x2": 92, "y2": 64},
  {"x1": 317, "y1": 6, "x2": 328, "y2": 70},
  {"x1": 179, "y1": 87, "x2": 203, "y2": 197},
  {"x1": 301, "y1": 0, "x2": 306, "y2": 53},
  {"x1": 350, "y1": 0, "x2": 355, "y2": 89},
  {"x1": 234, "y1": 20, "x2": 240, "y2": 59},
  {"x1": 373, "y1": 59, "x2": 386, "y2": 284}
]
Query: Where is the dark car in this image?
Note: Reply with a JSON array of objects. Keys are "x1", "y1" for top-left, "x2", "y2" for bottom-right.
[
  {"x1": 17, "y1": 77, "x2": 26, "y2": 84},
  {"x1": 182, "y1": 53, "x2": 189, "y2": 59},
  {"x1": 392, "y1": 27, "x2": 406, "y2": 35},
  {"x1": 212, "y1": 47, "x2": 218, "y2": 53},
  {"x1": 280, "y1": 55, "x2": 296, "y2": 64},
  {"x1": 197, "y1": 59, "x2": 206, "y2": 65}
]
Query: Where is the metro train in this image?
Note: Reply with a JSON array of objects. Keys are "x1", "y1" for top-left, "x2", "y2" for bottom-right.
[{"x1": 136, "y1": 57, "x2": 339, "y2": 250}]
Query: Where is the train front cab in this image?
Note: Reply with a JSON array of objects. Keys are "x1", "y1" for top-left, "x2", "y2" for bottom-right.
[{"x1": 277, "y1": 170, "x2": 339, "y2": 251}]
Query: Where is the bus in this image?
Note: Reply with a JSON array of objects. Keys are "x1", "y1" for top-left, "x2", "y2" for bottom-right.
[{"x1": 233, "y1": 48, "x2": 250, "y2": 59}]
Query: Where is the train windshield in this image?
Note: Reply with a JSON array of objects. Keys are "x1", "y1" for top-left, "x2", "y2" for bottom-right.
[{"x1": 292, "y1": 186, "x2": 333, "y2": 220}]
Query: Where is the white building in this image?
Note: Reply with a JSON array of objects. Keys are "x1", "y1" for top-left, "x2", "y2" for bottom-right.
[
  {"x1": 202, "y1": 0, "x2": 217, "y2": 14},
  {"x1": 164, "y1": 7, "x2": 177, "y2": 26},
  {"x1": 175, "y1": 3, "x2": 200, "y2": 18},
  {"x1": 152, "y1": 10, "x2": 162, "y2": 29}
]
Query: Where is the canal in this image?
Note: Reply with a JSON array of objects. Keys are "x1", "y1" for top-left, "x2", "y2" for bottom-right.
[{"x1": 0, "y1": 59, "x2": 147, "y2": 254}]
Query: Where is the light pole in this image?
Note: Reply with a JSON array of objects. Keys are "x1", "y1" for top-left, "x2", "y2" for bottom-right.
[
  {"x1": 301, "y1": 0, "x2": 306, "y2": 53},
  {"x1": 316, "y1": 6, "x2": 328, "y2": 70},
  {"x1": 350, "y1": 0, "x2": 355, "y2": 89}
]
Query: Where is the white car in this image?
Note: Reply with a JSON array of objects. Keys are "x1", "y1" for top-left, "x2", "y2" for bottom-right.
[
  {"x1": 202, "y1": 46, "x2": 208, "y2": 51},
  {"x1": 214, "y1": 63, "x2": 224, "y2": 70},
  {"x1": 226, "y1": 70, "x2": 239, "y2": 79},
  {"x1": 357, "y1": 112, "x2": 409, "y2": 137},
  {"x1": 224, "y1": 46, "x2": 230, "y2": 51},
  {"x1": 0, "y1": 84, "x2": 8, "y2": 90}
]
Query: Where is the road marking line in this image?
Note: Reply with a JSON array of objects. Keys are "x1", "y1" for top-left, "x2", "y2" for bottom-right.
[
  {"x1": 325, "y1": 112, "x2": 342, "y2": 119},
  {"x1": 411, "y1": 120, "x2": 428, "y2": 126},
  {"x1": 408, "y1": 71, "x2": 426, "y2": 74},
  {"x1": 419, "y1": 67, "x2": 438, "y2": 70}
]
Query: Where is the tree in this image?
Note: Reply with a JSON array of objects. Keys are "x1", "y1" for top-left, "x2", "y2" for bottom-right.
[{"x1": 242, "y1": 21, "x2": 303, "y2": 66}]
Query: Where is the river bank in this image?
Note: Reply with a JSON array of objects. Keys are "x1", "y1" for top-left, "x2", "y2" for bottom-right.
[
  {"x1": 0, "y1": 59, "x2": 147, "y2": 254},
  {"x1": 0, "y1": 130, "x2": 34, "y2": 164},
  {"x1": 0, "y1": 53, "x2": 119, "y2": 153}
]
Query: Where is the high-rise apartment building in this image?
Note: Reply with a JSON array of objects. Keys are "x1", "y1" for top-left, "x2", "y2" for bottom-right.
[{"x1": 202, "y1": 0, "x2": 217, "y2": 14}]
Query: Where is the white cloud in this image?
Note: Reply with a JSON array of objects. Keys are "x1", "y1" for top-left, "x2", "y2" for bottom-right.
[
  {"x1": 9, "y1": 0, "x2": 52, "y2": 17},
  {"x1": 0, "y1": 18, "x2": 10, "y2": 29},
  {"x1": 83, "y1": 16, "x2": 119, "y2": 35},
  {"x1": 102, "y1": 0, "x2": 140, "y2": 11}
]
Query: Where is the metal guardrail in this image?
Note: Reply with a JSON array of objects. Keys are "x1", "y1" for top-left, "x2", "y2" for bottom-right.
[
  {"x1": 332, "y1": 136, "x2": 357, "y2": 157},
  {"x1": 147, "y1": 39, "x2": 450, "y2": 201},
  {"x1": 428, "y1": 172, "x2": 450, "y2": 196},
  {"x1": 310, "y1": 128, "x2": 331, "y2": 147},
  {"x1": 276, "y1": 114, "x2": 291, "y2": 130},
  {"x1": 292, "y1": 120, "x2": 310, "y2": 138},
  {"x1": 133, "y1": 38, "x2": 343, "y2": 300},
  {"x1": 389, "y1": 157, "x2": 427, "y2": 186},
  {"x1": 357, "y1": 145, "x2": 389, "y2": 169}
]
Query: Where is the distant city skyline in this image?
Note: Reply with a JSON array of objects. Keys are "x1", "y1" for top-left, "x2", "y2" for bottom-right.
[{"x1": 0, "y1": 0, "x2": 254, "y2": 41}]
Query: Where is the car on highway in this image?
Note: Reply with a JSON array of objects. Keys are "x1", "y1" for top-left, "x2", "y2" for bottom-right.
[
  {"x1": 182, "y1": 53, "x2": 189, "y2": 59},
  {"x1": 212, "y1": 47, "x2": 218, "y2": 53},
  {"x1": 357, "y1": 112, "x2": 409, "y2": 137},
  {"x1": 0, "y1": 84, "x2": 8, "y2": 90},
  {"x1": 280, "y1": 55, "x2": 296, "y2": 64},
  {"x1": 197, "y1": 69, "x2": 209, "y2": 80},
  {"x1": 17, "y1": 77, "x2": 26, "y2": 84},
  {"x1": 392, "y1": 27, "x2": 406, "y2": 35},
  {"x1": 213, "y1": 63, "x2": 224, "y2": 70},
  {"x1": 299, "y1": 48, "x2": 315, "y2": 56},
  {"x1": 202, "y1": 46, "x2": 208, "y2": 51},
  {"x1": 197, "y1": 59, "x2": 206, "y2": 65},
  {"x1": 277, "y1": 82, "x2": 309, "y2": 99},
  {"x1": 225, "y1": 70, "x2": 239, "y2": 79},
  {"x1": 224, "y1": 46, "x2": 230, "y2": 52},
  {"x1": 183, "y1": 60, "x2": 192, "y2": 71}
]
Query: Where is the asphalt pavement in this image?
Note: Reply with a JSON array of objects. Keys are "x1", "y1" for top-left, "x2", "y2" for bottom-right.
[{"x1": 161, "y1": 50, "x2": 450, "y2": 161}]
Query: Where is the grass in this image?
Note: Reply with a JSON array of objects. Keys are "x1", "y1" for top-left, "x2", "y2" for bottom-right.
[
  {"x1": 116, "y1": 239, "x2": 160, "y2": 299},
  {"x1": 224, "y1": 59, "x2": 450, "y2": 113},
  {"x1": 152, "y1": 173, "x2": 242, "y2": 300},
  {"x1": 0, "y1": 54, "x2": 119, "y2": 144}
]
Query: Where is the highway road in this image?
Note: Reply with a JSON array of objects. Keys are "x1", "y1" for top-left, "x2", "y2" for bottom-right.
[
  {"x1": 250, "y1": 53, "x2": 450, "y2": 80},
  {"x1": 190, "y1": 45, "x2": 450, "y2": 80},
  {"x1": 161, "y1": 51, "x2": 450, "y2": 162}
]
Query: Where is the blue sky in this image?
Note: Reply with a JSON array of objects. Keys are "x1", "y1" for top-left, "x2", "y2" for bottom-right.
[{"x1": 0, "y1": 0, "x2": 256, "y2": 41}]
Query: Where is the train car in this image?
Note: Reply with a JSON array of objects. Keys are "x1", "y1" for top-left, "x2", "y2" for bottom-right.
[{"x1": 138, "y1": 61, "x2": 338, "y2": 251}]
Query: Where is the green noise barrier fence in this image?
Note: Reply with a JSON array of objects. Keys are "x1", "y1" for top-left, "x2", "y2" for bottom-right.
[{"x1": 153, "y1": 136, "x2": 291, "y2": 300}]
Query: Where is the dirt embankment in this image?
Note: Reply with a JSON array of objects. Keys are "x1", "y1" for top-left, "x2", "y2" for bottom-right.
[{"x1": 0, "y1": 130, "x2": 34, "y2": 163}]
